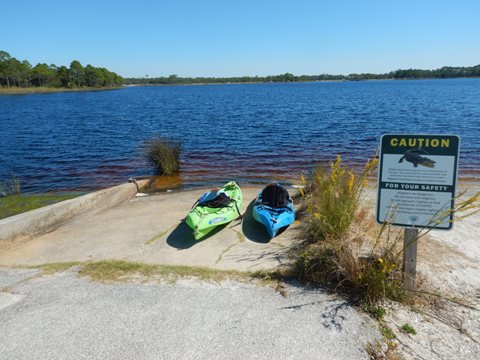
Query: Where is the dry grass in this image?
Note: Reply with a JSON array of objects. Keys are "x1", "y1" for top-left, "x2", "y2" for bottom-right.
[
  {"x1": 300, "y1": 155, "x2": 375, "y2": 241},
  {"x1": 296, "y1": 155, "x2": 480, "y2": 308},
  {"x1": 78, "y1": 260, "x2": 249, "y2": 283},
  {"x1": 15, "y1": 260, "x2": 291, "y2": 293},
  {"x1": 297, "y1": 156, "x2": 407, "y2": 305},
  {"x1": 38, "y1": 261, "x2": 83, "y2": 274}
]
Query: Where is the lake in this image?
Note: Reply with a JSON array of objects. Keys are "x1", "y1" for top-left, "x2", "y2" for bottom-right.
[{"x1": 1, "y1": 79, "x2": 479, "y2": 193}]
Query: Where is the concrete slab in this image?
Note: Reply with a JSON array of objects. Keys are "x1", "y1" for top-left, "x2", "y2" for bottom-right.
[
  {"x1": 0, "y1": 187, "x2": 302, "y2": 271},
  {"x1": 0, "y1": 268, "x2": 40, "y2": 288},
  {"x1": 0, "y1": 180, "x2": 148, "y2": 245},
  {"x1": 0, "y1": 269, "x2": 378, "y2": 360}
]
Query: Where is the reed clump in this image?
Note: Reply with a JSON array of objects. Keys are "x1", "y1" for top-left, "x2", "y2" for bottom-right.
[
  {"x1": 143, "y1": 137, "x2": 182, "y2": 176},
  {"x1": 0, "y1": 174, "x2": 21, "y2": 197}
]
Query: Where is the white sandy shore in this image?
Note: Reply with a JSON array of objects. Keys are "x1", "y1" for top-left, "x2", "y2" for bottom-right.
[{"x1": 364, "y1": 183, "x2": 480, "y2": 359}]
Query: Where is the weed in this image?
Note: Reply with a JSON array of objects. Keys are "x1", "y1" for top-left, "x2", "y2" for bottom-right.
[
  {"x1": 143, "y1": 137, "x2": 182, "y2": 175},
  {"x1": 0, "y1": 174, "x2": 20, "y2": 197},
  {"x1": 366, "y1": 341, "x2": 401, "y2": 360},
  {"x1": 380, "y1": 325, "x2": 396, "y2": 340},
  {"x1": 364, "y1": 305, "x2": 387, "y2": 320},
  {"x1": 400, "y1": 323, "x2": 416, "y2": 335}
]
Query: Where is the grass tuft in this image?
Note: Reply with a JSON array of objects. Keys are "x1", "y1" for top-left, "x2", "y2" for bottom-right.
[
  {"x1": 380, "y1": 325, "x2": 396, "y2": 340},
  {"x1": 400, "y1": 323, "x2": 416, "y2": 335},
  {"x1": 0, "y1": 174, "x2": 21, "y2": 197},
  {"x1": 143, "y1": 137, "x2": 182, "y2": 175},
  {"x1": 364, "y1": 305, "x2": 387, "y2": 320}
]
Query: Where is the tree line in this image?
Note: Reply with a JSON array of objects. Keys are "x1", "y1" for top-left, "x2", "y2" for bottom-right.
[
  {"x1": 0, "y1": 51, "x2": 123, "y2": 88},
  {"x1": 125, "y1": 64, "x2": 480, "y2": 85}
]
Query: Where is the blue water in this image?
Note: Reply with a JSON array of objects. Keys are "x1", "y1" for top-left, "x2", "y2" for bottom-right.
[{"x1": 1, "y1": 79, "x2": 479, "y2": 193}]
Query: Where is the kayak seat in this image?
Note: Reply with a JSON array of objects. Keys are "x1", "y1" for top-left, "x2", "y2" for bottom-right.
[
  {"x1": 261, "y1": 184, "x2": 289, "y2": 208},
  {"x1": 199, "y1": 191, "x2": 233, "y2": 208}
]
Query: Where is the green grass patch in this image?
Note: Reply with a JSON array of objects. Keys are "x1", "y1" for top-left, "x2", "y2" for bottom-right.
[
  {"x1": 400, "y1": 323, "x2": 416, "y2": 335},
  {"x1": 0, "y1": 193, "x2": 80, "y2": 220},
  {"x1": 364, "y1": 305, "x2": 387, "y2": 320}
]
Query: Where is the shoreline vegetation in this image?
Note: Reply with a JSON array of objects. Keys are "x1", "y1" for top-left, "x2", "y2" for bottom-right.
[
  {"x1": 125, "y1": 64, "x2": 480, "y2": 85},
  {"x1": 0, "y1": 86, "x2": 123, "y2": 95},
  {"x1": 2, "y1": 49, "x2": 479, "y2": 92},
  {"x1": 0, "y1": 50, "x2": 123, "y2": 93}
]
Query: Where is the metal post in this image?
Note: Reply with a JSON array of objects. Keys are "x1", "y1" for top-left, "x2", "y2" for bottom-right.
[{"x1": 403, "y1": 227, "x2": 419, "y2": 294}]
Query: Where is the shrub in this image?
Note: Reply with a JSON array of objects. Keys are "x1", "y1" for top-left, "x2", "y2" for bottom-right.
[
  {"x1": 297, "y1": 156, "x2": 407, "y2": 305},
  {"x1": 143, "y1": 137, "x2": 182, "y2": 175},
  {"x1": 297, "y1": 154, "x2": 480, "y2": 307}
]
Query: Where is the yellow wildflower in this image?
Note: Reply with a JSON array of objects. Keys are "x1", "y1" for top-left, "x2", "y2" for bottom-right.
[{"x1": 347, "y1": 171, "x2": 355, "y2": 192}]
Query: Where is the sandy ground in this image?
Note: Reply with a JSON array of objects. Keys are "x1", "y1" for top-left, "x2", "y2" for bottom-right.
[
  {"x1": 413, "y1": 184, "x2": 480, "y2": 300},
  {"x1": 363, "y1": 184, "x2": 480, "y2": 359},
  {"x1": 362, "y1": 184, "x2": 480, "y2": 300}
]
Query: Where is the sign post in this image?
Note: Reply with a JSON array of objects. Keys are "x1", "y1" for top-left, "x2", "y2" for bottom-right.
[
  {"x1": 376, "y1": 134, "x2": 460, "y2": 293},
  {"x1": 402, "y1": 228, "x2": 418, "y2": 292}
]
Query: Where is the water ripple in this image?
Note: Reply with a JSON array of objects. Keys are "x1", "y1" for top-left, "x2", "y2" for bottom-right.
[{"x1": 1, "y1": 79, "x2": 479, "y2": 192}]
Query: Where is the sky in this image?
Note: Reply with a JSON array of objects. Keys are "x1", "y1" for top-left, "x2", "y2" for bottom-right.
[{"x1": 3, "y1": 0, "x2": 480, "y2": 77}]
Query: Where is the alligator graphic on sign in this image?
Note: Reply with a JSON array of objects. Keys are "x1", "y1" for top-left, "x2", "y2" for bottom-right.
[{"x1": 398, "y1": 148, "x2": 436, "y2": 168}]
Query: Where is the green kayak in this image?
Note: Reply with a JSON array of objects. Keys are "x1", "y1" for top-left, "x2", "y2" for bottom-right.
[{"x1": 185, "y1": 181, "x2": 242, "y2": 240}]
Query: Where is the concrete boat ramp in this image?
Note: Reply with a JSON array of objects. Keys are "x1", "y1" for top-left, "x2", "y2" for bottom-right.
[
  {"x1": 0, "y1": 183, "x2": 301, "y2": 271},
  {"x1": 0, "y1": 183, "x2": 382, "y2": 360}
]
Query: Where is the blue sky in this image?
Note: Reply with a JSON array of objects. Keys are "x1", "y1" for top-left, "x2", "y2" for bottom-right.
[{"x1": 3, "y1": 0, "x2": 480, "y2": 77}]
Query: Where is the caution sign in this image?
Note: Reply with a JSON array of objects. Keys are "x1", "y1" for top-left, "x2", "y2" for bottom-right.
[{"x1": 376, "y1": 134, "x2": 460, "y2": 229}]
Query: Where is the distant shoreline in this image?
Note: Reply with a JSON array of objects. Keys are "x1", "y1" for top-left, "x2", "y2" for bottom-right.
[
  {"x1": 3, "y1": 77, "x2": 478, "y2": 95},
  {"x1": 124, "y1": 77, "x2": 479, "y2": 87},
  {"x1": 125, "y1": 79, "x2": 349, "y2": 87},
  {"x1": 0, "y1": 86, "x2": 123, "y2": 95}
]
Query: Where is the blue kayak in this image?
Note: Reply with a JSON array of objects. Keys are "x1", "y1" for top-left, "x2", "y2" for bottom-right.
[{"x1": 252, "y1": 183, "x2": 295, "y2": 238}]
